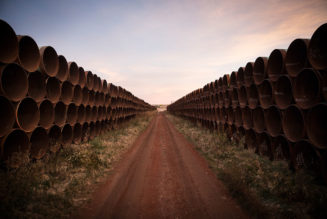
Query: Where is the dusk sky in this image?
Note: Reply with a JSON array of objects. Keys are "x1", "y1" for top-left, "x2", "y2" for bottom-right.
[{"x1": 1, "y1": 0, "x2": 327, "y2": 104}]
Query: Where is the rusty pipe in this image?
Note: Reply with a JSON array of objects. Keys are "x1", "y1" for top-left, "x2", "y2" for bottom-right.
[
  {"x1": 67, "y1": 62, "x2": 79, "y2": 85},
  {"x1": 231, "y1": 88, "x2": 239, "y2": 108},
  {"x1": 95, "y1": 121, "x2": 101, "y2": 136},
  {"x1": 54, "y1": 101, "x2": 66, "y2": 126},
  {"x1": 293, "y1": 68, "x2": 322, "y2": 109},
  {"x1": 0, "y1": 63, "x2": 28, "y2": 102},
  {"x1": 252, "y1": 106, "x2": 265, "y2": 133},
  {"x1": 234, "y1": 106, "x2": 242, "y2": 127},
  {"x1": 89, "y1": 122, "x2": 95, "y2": 140},
  {"x1": 285, "y1": 39, "x2": 310, "y2": 77},
  {"x1": 16, "y1": 97, "x2": 40, "y2": 132},
  {"x1": 78, "y1": 66, "x2": 86, "y2": 88},
  {"x1": 306, "y1": 103, "x2": 327, "y2": 149},
  {"x1": 88, "y1": 90, "x2": 95, "y2": 106},
  {"x1": 230, "y1": 71, "x2": 237, "y2": 89},
  {"x1": 48, "y1": 125, "x2": 61, "y2": 153},
  {"x1": 73, "y1": 84, "x2": 83, "y2": 106},
  {"x1": 308, "y1": 23, "x2": 327, "y2": 70},
  {"x1": 273, "y1": 75, "x2": 293, "y2": 109},
  {"x1": 66, "y1": 103, "x2": 77, "y2": 125},
  {"x1": 39, "y1": 46, "x2": 58, "y2": 77},
  {"x1": 29, "y1": 126, "x2": 49, "y2": 160},
  {"x1": 16, "y1": 35, "x2": 40, "y2": 72},
  {"x1": 82, "y1": 122, "x2": 89, "y2": 142},
  {"x1": 264, "y1": 105, "x2": 282, "y2": 137},
  {"x1": 241, "y1": 106, "x2": 252, "y2": 130},
  {"x1": 253, "y1": 57, "x2": 268, "y2": 85},
  {"x1": 82, "y1": 87, "x2": 89, "y2": 105},
  {"x1": 256, "y1": 132, "x2": 272, "y2": 159},
  {"x1": 46, "y1": 77, "x2": 61, "y2": 103},
  {"x1": 257, "y1": 79, "x2": 274, "y2": 109},
  {"x1": 60, "y1": 81, "x2": 73, "y2": 105},
  {"x1": 223, "y1": 90, "x2": 231, "y2": 108},
  {"x1": 321, "y1": 70, "x2": 327, "y2": 101},
  {"x1": 0, "y1": 19, "x2": 18, "y2": 63},
  {"x1": 102, "y1": 79, "x2": 108, "y2": 93},
  {"x1": 85, "y1": 105, "x2": 92, "y2": 122},
  {"x1": 237, "y1": 86, "x2": 247, "y2": 108},
  {"x1": 93, "y1": 74, "x2": 100, "y2": 92},
  {"x1": 39, "y1": 99, "x2": 54, "y2": 129},
  {"x1": 222, "y1": 74, "x2": 230, "y2": 91},
  {"x1": 91, "y1": 106, "x2": 98, "y2": 122},
  {"x1": 267, "y1": 49, "x2": 287, "y2": 82},
  {"x1": 237, "y1": 67, "x2": 245, "y2": 87},
  {"x1": 271, "y1": 135, "x2": 290, "y2": 161},
  {"x1": 28, "y1": 71, "x2": 46, "y2": 102},
  {"x1": 1, "y1": 129, "x2": 29, "y2": 168},
  {"x1": 85, "y1": 71, "x2": 94, "y2": 90},
  {"x1": 290, "y1": 140, "x2": 319, "y2": 171},
  {"x1": 73, "y1": 123, "x2": 82, "y2": 144},
  {"x1": 61, "y1": 124, "x2": 73, "y2": 146},
  {"x1": 246, "y1": 84, "x2": 259, "y2": 109},
  {"x1": 0, "y1": 96, "x2": 15, "y2": 137},
  {"x1": 244, "y1": 62, "x2": 254, "y2": 87},
  {"x1": 282, "y1": 105, "x2": 306, "y2": 142},
  {"x1": 77, "y1": 104, "x2": 86, "y2": 124},
  {"x1": 245, "y1": 128, "x2": 256, "y2": 150},
  {"x1": 56, "y1": 55, "x2": 68, "y2": 82},
  {"x1": 227, "y1": 107, "x2": 234, "y2": 125}
]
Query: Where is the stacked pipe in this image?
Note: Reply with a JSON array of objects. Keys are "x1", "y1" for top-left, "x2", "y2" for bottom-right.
[
  {"x1": 168, "y1": 23, "x2": 327, "y2": 182},
  {"x1": 0, "y1": 20, "x2": 154, "y2": 168}
]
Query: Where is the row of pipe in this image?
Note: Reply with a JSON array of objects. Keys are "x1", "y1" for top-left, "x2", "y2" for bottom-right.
[
  {"x1": 168, "y1": 23, "x2": 327, "y2": 182},
  {"x1": 0, "y1": 19, "x2": 155, "y2": 168}
]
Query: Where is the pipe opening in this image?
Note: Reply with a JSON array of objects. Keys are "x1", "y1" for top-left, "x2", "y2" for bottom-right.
[
  {"x1": 30, "y1": 127, "x2": 49, "y2": 159},
  {"x1": 0, "y1": 19, "x2": 18, "y2": 63},
  {"x1": 0, "y1": 96, "x2": 15, "y2": 137},
  {"x1": 264, "y1": 106, "x2": 282, "y2": 137},
  {"x1": 17, "y1": 35, "x2": 40, "y2": 72},
  {"x1": 237, "y1": 86, "x2": 247, "y2": 108},
  {"x1": 267, "y1": 49, "x2": 286, "y2": 82},
  {"x1": 54, "y1": 101, "x2": 66, "y2": 126},
  {"x1": 48, "y1": 125, "x2": 61, "y2": 153},
  {"x1": 282, "y1": 105, "x2": 305, "y2": 142},
  {"x1": 253, "y1": 57, "x2": 268, "y2": 85},
  {"x1": 73, "y1": 123, "x2": 82, "y2": 144},
  {"x1": 68, "y1": 62, "x2": 79, "y2": 85},
  {"x1": 39, "y1": 46, "x2": 58, "y2": 77},
  {"x1": 56, "y1": 55, "x2": 68, "y2": 82},
  {"x1": 77, "y1": 104, "x2": 85, "y2": 124},
  {"x1": 39, "y1": 99, "x2": 54, "y2": 129},
  {"x1": 247, "y1": 84, "x2": 258, "y2": 109},
  {"x1": 244, "y1": 62, "x2": 254, "y2": 87},
  {"x1": 46, "y1": 77, "x2": 61, "y2": 103},
  {"x1": 286, "y1": 39, "x2": 310, "y2": 77},
  {"x1": 271, "y1": 136, "x2": 290, "y2": 161},
  {"x1": 258, "y1": 80, "x2": 273, "y2": 109},
  {"x1": 66, "y1": 103, "x2": 77, "y2": 125},
  {"x1": 73, "y1": 85, "x2": 83, "y2": 105},
  {"x1": 16, "y1": 97, "x2": 40, "y2": 132},
  {"x1": 306, "y1": 104, "x2": 327, "y2": 149},
  {"x1": 274, "y1": 75, "x2": 292, "y2": 109},
  {"x1": 61, "y1": 124, "x2": 73, "y2": 145},
  {"x1": 60, "y1": 81, "x2": 73, "y2": 104},
  {"x1": 253, "y1": 107, "x2": 265, "y2": 133},
  {"x1": 308, "y1": 23, "x2": 327, "y2": 70},
  {"x1": 78, "y1": 67, "x2": 86, "y2": 88},
  {"x1": 28, "y1": 71, "x2": 46, "y2": 102}
]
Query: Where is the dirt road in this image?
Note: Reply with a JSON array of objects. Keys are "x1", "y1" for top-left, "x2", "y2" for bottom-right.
[{"x1": 79, "y1": 113, "x2": 247, "y2": 218}]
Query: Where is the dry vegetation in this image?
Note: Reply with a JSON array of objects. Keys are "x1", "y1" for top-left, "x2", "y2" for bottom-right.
[
  {"x1": 166, "y1": 112, "x2": 327, "y2": 219},
  {"x1": 0, "y1": 111, "x2": 155, "y2": 218}
]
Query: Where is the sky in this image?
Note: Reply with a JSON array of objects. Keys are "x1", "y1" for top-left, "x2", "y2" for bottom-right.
[{"x1": 1, "y1": 0, "x2": 327, "y2": 104}]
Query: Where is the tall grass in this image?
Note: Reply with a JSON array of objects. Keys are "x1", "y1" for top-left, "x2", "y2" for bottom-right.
[
  {"x1": 0, "y1": 111, "x2": 155, "y2": 218},
  {"x1": 166, "y1": 113, "x2": 327, "y2": 219}
]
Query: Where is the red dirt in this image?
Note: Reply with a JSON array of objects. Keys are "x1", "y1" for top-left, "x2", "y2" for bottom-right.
[{"x1": 77, "y1": 112, "x2": 247, "y2": 218}]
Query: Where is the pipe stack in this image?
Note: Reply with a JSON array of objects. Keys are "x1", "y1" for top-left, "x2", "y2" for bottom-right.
[
  {"x1": 0, "y1": 19, "x2": 155, "y2": 168},
  {"x1": 168, "y1": 23, "x2": 327, "y2": 182}
]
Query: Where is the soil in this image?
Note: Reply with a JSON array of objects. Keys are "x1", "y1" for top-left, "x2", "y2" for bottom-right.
[{"x1": 76, "y1": 112, "x2": 247, "y2": 218}]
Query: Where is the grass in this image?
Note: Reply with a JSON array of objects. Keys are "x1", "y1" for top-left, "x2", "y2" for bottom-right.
[
  {"x1": 165, "y1": 112, "x2": 327, "y2": 219},
  {"x1": 0, "y1": 111, "x2": 155, "y2": 218}
]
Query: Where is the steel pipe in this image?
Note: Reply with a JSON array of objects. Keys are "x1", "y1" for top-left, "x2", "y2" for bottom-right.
[
  {"x1": 285, "y1": 39, "x2": 310, "y2": 77},
  {"x1": 253, "y1": 57, "x2": 268, "y2": 85},
  {"x1": 0, "y1": 19, "x2": 18, "y2": 63},
  {"x1": 246, "y1": 84, "x2": 259, "y2": 109},
  {"x1": 0, "y1": 63, "x2": 28, "y2": 102},
  {"x1": 245, "y1": 129, "x2": 256, "y2": 150},
  {"x1": 0, "y1": 96, "x2": 15, "y2": 137},
  {"x1": 73, "y1": 84, "x2": 83, "y2": 105},
  {"x1": 282, "y1": 105, "x2": 306, "y2": 142},
  {"x1": 61, "y1": 124, "x2": 73, "y2": 146},
  {"x1": 85, "y1": 105, "x2": 92, "y2": 122},
  {"x1": 89, "y1": 122, "x2": 96, "y2": 140},
  {"x1": 95, "y1": 121, "x2": 101, "y2": 136},
  {"x1": 290, "y1": 140, "x2": 319, "y2": 171},
  {"x1": 234, "y1": 107, "x2": 242, "y2": 127},
  {"x1": 1, "y1": 129, "x2": 29, "y2": 168},
  {"x1": 237, "y1": 67, "x2": 245, "y2": 87},
  {"x1": 56, "y1": 55, "x2": 68, "y2": 82},
  {"x1": 237, "y1": 86, "x2": 247, "y2": 108},
  {"x1": 77, "y1": 104, "x2": 86, "y2": 124},
  {"x1": 39, "y1": 99, "x2": 54, "y2": 129},
  {"x1": 222, "y1": 74, "x2": 230, "y2": 91},
  {"x1": 66, "y1": 103, "x2": 77, "y2": 125},
  {"x1": 60, "y1": 81, "x2": 73, "y2": 105},
  {"x1": 88, "y1": 90, "x2": 95, "y2": 106},
  {"x1": 46, "y1": 77, "x2": 61, "y2": 103},
  {"x1": 257, "y1": 79, "x2": 274, "y2": 109},
  {"x1": 39, "y1": 46, "x2": 58, "y2": 77},
  {"x1": 102, "y1": 79, "x2": 108, "y2": 93},
  {"x1": 227, "y1": 107, "x2": 234, "y2": 125},
  {"x1": 78, "y1": 66, "x2": 86, "y2": 88},
  {"x1": 67, "y1": 62, "x2": 79, "y2": 85},
  {"x1": 308, "y1": 23, "x2": 327, "y2": 70},
  {"x1": 273, "y1": 75, "x2": 293, "y2": 109},
  {"x1": 91, "y1": 106, "x2": 98, "y2": 122},
  {"x1": 244, "y1": 62, "x2": 254, "y2": 87},
  {"x1": 256, "y1": 132, "x2": 272, "y2": 159},
  {"x1": 16, "y1": 35, "x2": 40, "y2": 72},
  {"x1": 16, "y1": 97, "x2": 40, "y2": 132},
  {"x1": 267, "y1": 49, "x2": 287, "y2": 82},
  {"x1": 29, "y1": 126, "x2": 49, "y2": 160},
  {"x1": 28, "y1": 71, "x2": 46, "y2": 102},
  {"x1": 241, "y1": 106, "x2": 252, "y2": 130},
  {"x1": 230, "y1": 71, "x2": 237, "y2": 88},
  {"x1": 54, "y1": 101, "x2": 67, "y2": 126},
  {"x1": 252, "y1": 106, "x2": 265, "y2": 133},
  {"x1": 73, "y1": 123, "x2": 82, "y2": 144},
  {"x1": 231, "y1": 88, "x2": 239, "y2": 108},
  {"x1": 271, "y1": 135, "x2": 290, "y2": 161},
  {"x1": 48, "y1": 125, "x2": 61, "y2": 153},
  {"x1": 293, "y1": 68, "x2": 322, "y2": 109},
  {"x1": 82, "y1": 87, "x2": 89, "y2": 105},
  {"x1": 82, "y1": 122, "x2": 89, "y2": 142},
  {"x1": 306, "y1": 103, "x2": 327, "y2": 149},
  {"x1": 86, "y1": 71, "x2": 94, "y2": 90},
  {"x1": 264, "y1": 106, "x2": 282, "y2": 137}
]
